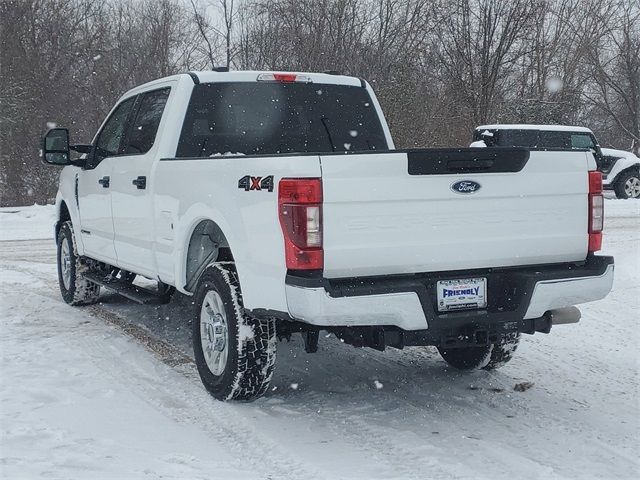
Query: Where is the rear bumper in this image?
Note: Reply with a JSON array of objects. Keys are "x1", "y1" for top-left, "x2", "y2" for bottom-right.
[
  {"x1": 523, "y1": 261, "x2": 613, "y2": 318},
  {"x1": 284, "y1": 256, "x2": 614, "y2": 332}
]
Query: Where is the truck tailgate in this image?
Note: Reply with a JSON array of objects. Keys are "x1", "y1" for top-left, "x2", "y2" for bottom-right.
[{"x1": 320, "y1": 149, "x2": 590, "y2": 278}]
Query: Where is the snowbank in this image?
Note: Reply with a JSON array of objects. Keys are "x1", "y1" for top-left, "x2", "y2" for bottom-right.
[{"x1": 0, "y1": 204, "x2": 56, "y2": 241}]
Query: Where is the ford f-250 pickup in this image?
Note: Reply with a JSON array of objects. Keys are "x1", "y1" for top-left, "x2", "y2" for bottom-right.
[{"x1": 42, "y1": 70, "x2": 614, "y2": 401}]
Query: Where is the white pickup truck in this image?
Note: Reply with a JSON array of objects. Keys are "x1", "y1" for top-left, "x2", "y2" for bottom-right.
[{"x1": 42, "y1": 71, "x2": 614, "y2": 401}]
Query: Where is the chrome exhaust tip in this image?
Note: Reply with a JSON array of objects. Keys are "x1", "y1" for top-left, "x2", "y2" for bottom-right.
[{"x1": 547, "y1": 306, "x2": 581, "y2": 325}]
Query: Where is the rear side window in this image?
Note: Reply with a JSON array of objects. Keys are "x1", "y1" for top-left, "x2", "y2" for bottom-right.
[
  {"x1": 539, "y1": 131, "x2": 571, "y2": 148},
  {"x1": 125, "y1": 88, "x2": 170, "y2": 154},
  {"x1": 497, "y1": 130, "x2": 539, "y2": 147},
  {"x1": 479, "y1": 129, "x2": 596, "y2": 150},
  {"x1": 176, "y1": 82, "x2": 388, "y2": 157}
]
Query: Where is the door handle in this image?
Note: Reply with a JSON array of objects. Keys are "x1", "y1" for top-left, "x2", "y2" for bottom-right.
[
  {"x1": 132, "y1": 176, "x2": 147, "y2": 189},
  {"x1": 98, "y1": 176, "x2": 110, "y2": 188}
]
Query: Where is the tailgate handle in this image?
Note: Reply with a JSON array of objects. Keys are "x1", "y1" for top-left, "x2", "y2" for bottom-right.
[{"x1": 447, "y1": 159, "x2": 494, "y2": 172}]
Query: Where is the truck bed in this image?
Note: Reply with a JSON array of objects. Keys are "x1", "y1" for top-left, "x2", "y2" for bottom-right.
[{"x1": 153, "y1": 147, "x2": 594, "y2": 311}]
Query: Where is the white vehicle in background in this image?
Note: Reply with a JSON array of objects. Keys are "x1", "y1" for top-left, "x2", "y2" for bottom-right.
[
  {"x1": 41, "y1": 72, "x2": 614, "y2": 401},
  {"x1": 471, "y1": 124, "x2": 640, "y2": 199},
  {"x1": 600, "y1": 148, "x2": 640, "y2": 199}
]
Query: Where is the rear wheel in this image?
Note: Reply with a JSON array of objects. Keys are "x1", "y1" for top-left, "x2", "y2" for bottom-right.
[
  {"x1": 57, "y1": 221, "x2": 100, "y2": 306},
  {"x1": 614, "y1": 170, "x2": 640, "y2": 199},
  {"x1": 438, "y1": 333, "x2": 520, "y2": 371},
  {"x1": 192, "y1": 264, "x2": 276, "y2": 401}
]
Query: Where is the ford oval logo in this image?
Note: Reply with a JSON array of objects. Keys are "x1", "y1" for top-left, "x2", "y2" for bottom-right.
[{"x1": 451, "y1": 180, "x2": 481, "y2": 194}]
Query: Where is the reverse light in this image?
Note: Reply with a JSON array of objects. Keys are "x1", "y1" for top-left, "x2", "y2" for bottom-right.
[
  {"x1": 588, "y1": 171, "x2": 603, "y2": 252},
  {"x1": 256, "y1": 73, "x2": 313, "y2": 83},
  {"x1": 278, "y1": 178, "x2": 323, "y2": 270}
]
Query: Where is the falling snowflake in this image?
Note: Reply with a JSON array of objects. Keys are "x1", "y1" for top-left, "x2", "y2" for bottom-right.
[{"x1": 546, "y1": 76, "x2": 563, "y2": 93}]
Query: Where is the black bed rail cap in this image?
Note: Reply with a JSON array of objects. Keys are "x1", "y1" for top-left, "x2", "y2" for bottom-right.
[{"x1": 408, "y1": 147, "x2": 530, "y2": 175}]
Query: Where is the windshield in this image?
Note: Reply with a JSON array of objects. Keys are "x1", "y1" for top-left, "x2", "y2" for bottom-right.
[{"x1": 176, "y1": 82, "x2": 388, "y2": 157}]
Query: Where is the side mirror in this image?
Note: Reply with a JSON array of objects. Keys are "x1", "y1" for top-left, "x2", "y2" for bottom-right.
[{"x1": 42, "y1": 128, "x2": 71, "y2": 165}]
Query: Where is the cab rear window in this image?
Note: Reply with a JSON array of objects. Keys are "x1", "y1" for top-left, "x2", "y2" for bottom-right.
[{"x1": 176, "y1": 82, "x2": 388, "y2": 157}]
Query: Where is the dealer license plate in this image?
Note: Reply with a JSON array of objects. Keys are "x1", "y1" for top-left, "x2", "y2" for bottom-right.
[{"x1": 436, "y1": 278, "x2": 487, "y2": 312}]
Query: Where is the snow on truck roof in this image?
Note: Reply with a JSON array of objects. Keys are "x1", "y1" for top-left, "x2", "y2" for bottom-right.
[{"x1": 476, "y1": 124, "x2": 593, "y2": 133}]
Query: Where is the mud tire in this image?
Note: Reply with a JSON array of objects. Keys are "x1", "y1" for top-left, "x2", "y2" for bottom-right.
[
  {"x1": 57, "y1": 221, "x2": 100, "y2": 306},
  {"x1": 192, "y1": 264, "x2": 276, "y2": 401}
]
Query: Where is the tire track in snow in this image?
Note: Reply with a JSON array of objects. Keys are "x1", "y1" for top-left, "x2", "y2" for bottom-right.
[
  {"x1": 270, "y1": 343, "x2": 474, "y2": 479},
  {"x1": 306, "y1": 406, "x2": 460, "y2": 480},
  {"x1": 85, "y1": 301, "x2": 458, "y2": 479},
  {"x1": 78, "y1": 306, "x2": 324, "y2": 480}
]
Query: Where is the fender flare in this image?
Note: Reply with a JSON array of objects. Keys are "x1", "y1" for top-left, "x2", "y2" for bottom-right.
[
  {"x1": 173, "y1": 203, "x2": 246, "y2": 295},
  {"x1": 54, "y1": 173, "x2": 85, "y2": 255},
  {"x1": 607, "y1": 157, "x2": 640, "y2": 185}
]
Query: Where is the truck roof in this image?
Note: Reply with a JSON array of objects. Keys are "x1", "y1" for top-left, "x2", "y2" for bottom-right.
[
  {"x1": 123, "y1": 70, "x2": 365, "y2": 99},
  {"x1": 190, "y1": 70, "x2": 363, "y2": 86},
  {"x1": 476, "y1": 124, "x2": 593, "y2": 133}
]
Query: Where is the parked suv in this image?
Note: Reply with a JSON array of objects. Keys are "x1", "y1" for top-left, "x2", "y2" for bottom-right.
[
  {"x1": 599, "y1": 148, "x2": 640, "y2": 199},
  {"x1": 471, "y1": 124, "x2": 640, "y2": 199}
]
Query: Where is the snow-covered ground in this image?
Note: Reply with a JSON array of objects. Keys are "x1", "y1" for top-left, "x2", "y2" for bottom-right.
[{"x1": 1, "y1": 200, "x2": 638, "y2": 479}]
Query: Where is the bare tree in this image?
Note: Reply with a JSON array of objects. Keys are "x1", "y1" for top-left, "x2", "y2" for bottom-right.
[
  {"x1": 506, "y1": 0, "x2": 616, "y2": 124},
  {"x1": 189, "y1": 0, "x2": 240, "y2": 68},
  {"x1": 432, "y1": 0, "x2": 538, "y2": 127},
  {"x1": 585, "y1": 0, "x2": 640, "y2": 153},
  {"x1": 0, "y1": 0, "x2": 199, "y2": 206}
]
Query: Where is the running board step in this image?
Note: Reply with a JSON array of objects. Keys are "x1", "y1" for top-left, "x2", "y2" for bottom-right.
[{"x1": 84, "y1": 273, "x2": 166, "y2": 305}]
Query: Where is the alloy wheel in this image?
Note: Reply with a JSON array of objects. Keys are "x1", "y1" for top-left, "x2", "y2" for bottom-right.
[{"x1": 200, "y1": 290, "x2": 229, "y2": 376}]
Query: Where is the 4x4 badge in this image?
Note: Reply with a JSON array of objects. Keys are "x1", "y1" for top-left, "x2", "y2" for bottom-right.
[{"x1": 238, "y1": 175, "x2": 274, "y2": 192}]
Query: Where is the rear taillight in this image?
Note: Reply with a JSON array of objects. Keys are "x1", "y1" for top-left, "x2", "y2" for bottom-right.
[
  {"x1": 278, "y1": 178, "x2": 323, "y2": 270},
  {"x1": 588, "y1": 171, "x2": 603, "y2": 252}
]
